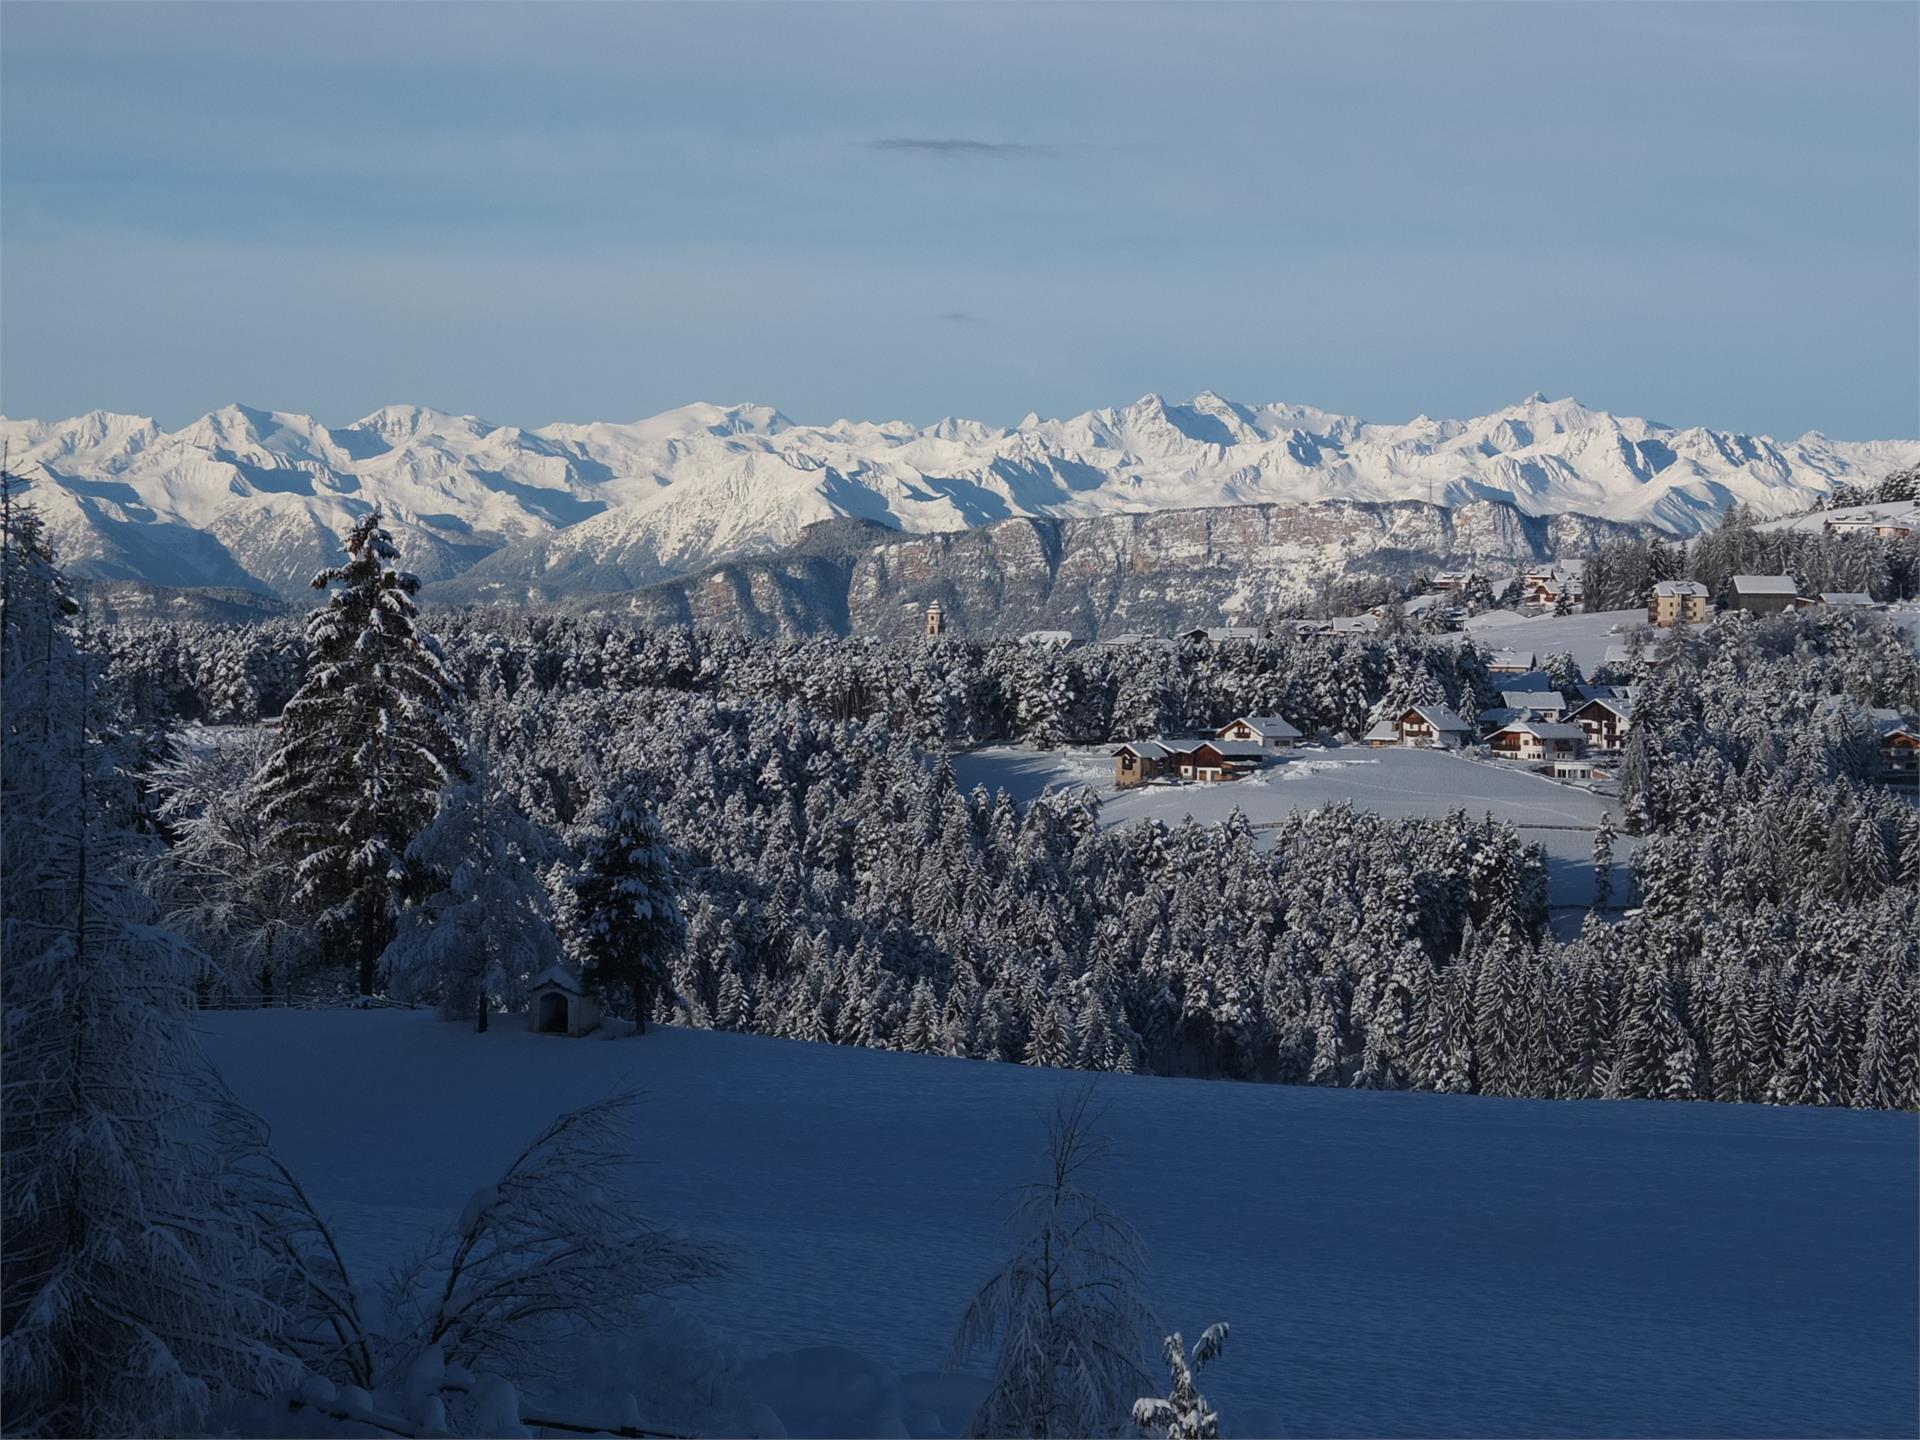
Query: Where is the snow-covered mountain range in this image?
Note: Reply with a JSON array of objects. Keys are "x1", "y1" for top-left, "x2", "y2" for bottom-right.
[{"x1": 4, "y1": 393, "x2": 1913, "y2": 599}]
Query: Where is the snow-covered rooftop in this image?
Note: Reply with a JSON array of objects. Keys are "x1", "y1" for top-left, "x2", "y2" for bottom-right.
[{"x1": 1732, "y1": 574, "x2": 1797, "y2": 595}]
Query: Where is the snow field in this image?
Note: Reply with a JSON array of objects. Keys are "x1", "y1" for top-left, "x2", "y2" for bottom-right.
[
  {"x1": 200, "y1": 1011, "x2": 1918, "y2": 1439},
  {"x1": 953, "y1": 744, "x2": 1634, "y2": 908}
]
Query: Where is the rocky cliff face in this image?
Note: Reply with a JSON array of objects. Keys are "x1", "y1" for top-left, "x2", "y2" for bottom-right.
[{"x1": 588, "y1": 500, "x2": 1654, "y2": 639}]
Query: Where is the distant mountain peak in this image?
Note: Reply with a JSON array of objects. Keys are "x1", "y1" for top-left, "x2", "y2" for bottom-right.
[{"x1": 4, "y1": 391, "x2": 1913, "y2": 601}]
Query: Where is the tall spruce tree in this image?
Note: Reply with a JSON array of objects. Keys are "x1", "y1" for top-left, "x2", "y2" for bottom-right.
[
  {"x1": 555, "y1": 783, "x2": 686, "y2": 1033},
  {"x1": 255, "y1": 511, "x2": 461, "y2": 996}
]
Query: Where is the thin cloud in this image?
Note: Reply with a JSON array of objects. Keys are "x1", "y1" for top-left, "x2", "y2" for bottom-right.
[
  {"x1": 939, "y1": 311, "x2": 986, "y2": 325},
  {"x1": 869, "y1": 138, "x2": 1052, "y2": 158}
]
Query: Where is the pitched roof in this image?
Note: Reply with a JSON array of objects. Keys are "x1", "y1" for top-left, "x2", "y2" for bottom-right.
[
  {"x1": 1500, "y1": 690, "x2": 1565, "y2": 712},
  {"x1": 1571, "y1": 695, "x2": 1634, "y2": 720},
  {"x1": 530, "y1": 965, "x2": 585, "y2": 995},
  {"x1": 1652, "y1": 580, "x2": 1709, "y2": 597},
  {"x1": 1363, "y1": 720, "x2": 1401, "y2": 742},
  {"x1": 1489, "y1": 720, "x2": 1587, "y2": 741},
  {"x1": 1223, "y1": 715, "x2": 1303, "y2": 739},
  {"x1": 1113, "y1": 740, "x2": 1173, "y2": 760},
  {"x1": 1407, "y1": 704, "x2": 1470, "y2": 732},
  {"x1": 1485, "y1": 648, "x2": 1537, "y2": 668},
  {"x1": 1732, "y1": 574, "x2": 1797, "y2": 595},
  {"x1": 1819, "y1": 592, "x2": 1874, "y2": 606},
  {"x1": 1194, "y1": 739, "x2": 1269, "y2": 759}
]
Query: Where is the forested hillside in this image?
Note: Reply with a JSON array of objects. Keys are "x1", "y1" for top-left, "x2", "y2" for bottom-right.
[{"x1": 102, "y1": 534, "x2": 1920, "y2": 1109}]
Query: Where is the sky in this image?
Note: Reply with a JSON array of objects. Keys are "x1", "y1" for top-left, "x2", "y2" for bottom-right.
[{"x1": 3, "y1": 1, "x2": 1916, "y2": 439}]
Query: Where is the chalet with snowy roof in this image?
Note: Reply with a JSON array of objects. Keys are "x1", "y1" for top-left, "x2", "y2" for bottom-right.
[
  {"x1": 1825, "y1": 510, "x2": 1915, "y2": 540},
  {"x1": 1499, "y1": 690, "x2": 1568, "y2": 721},
  {"x1": 1180, "y1": 625, "x2": 1263, "y2": 645},
  {"x1": 1329, "y1": 615, "x2": 1380, "y2": 635},
  {"x1": 1432, "y1": 569, "x2": 1481, "y2": 591},
  {"x1": 1485, "y1": 720, "x2": 1588, "y2": 763},
  {"x1": 1521, "y1": 567, "x2": 1583, "y2": 609},
  {"x1": 1484, "y1": 648, "x2": 1537, "y2": 675},
  {"x1": 1175, "y1": 739, "x2": 1267, "y2": 782},
  {"x1": 1216, "y1": 715, "x2": 1303, "y2": 751},
  {"x1": 1729, "y1": 574, "x2": 1799, "y2": 615},
  {"x1": 1365, "y1": 704, "x2": 1471, "y2": 749},
  {"x1": 1567, "y1": 694, "x2": 1634, "y2": 752},
  {"x1": 1603, "y1": 637, "x2": 1661, "y2": 669},
  {"x1": 1648, "y1": 580, "x2": 1709, "y2": 627},
  {"x1": 528, "y1": 966, "x2": 600, "y2": 1037},
  {"x1": 1817, "y1": 592, "x2": 1876, "y2": 609},
  {"x1": 1113, "y1": 741, "x2": 1174, "y2": 789},
  {"x1": 1880, "y1": 720, "x2": 1919, "y2": 778}
]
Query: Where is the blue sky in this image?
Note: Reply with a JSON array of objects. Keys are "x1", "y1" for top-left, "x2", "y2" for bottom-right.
[{"x1": 3, "y1": 2, "x2": 1915, "y2": 437}]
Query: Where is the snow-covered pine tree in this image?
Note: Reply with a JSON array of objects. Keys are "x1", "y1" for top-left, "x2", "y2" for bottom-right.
[
  {"x1": 555, "y1": 783, "x2": 686, "y2": 1033},
  {"x1": 1, "y1": 486, "x2": 285, "y2": 1435},
  {"x1": 950, "y1": 1090, "x2": 1156, "y2": 1437},
  {"x1": 384, "y1": 751, "x2": 563, "y2": 1029},
  {"x1": 1132, "y1": 1323, "x2": 1229, "y2": 1440},
  {"x1": 254, "y1": 510, "x2": 461, "y2": 995},
  {"x1": 147, "y1": 729, "x2": 318, "y2": 1002},
  {"x1": 1591, "y1": 813, "x2": 1616, "y2": 913}
]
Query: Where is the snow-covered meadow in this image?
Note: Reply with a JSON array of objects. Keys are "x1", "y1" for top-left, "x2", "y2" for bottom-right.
[
  {"x1": 951, "y1": 744, "x2": 1633, "y2": 911},
  {"x1": 200, "y1": 1011, "x2": 1917, "y2": 1439}
]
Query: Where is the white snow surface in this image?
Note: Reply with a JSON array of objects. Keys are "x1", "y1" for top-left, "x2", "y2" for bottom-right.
[
  {"x1": 1457, "y1": 607, "x2": 1656, "y2": 674},
  {"x1": 197, "y1": 1011, "x2": 1917, "y2": 1438},
  {"x1": 952, "y1": 744, "x2": 1633, "y2": 907},
  {"x1": 6, "y1": 393, "x2": 1914, "y2": 595}
]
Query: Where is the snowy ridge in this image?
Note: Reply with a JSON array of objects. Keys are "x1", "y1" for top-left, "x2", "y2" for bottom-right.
[{"x1": 4, "y1": 393, "x2": 1913, "y2": 597}]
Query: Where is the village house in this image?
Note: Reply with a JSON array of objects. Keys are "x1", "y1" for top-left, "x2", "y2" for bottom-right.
[
  {"x1": 1113, "y1": 740, "x2": 1173, "y2": 788},
  {"x1": 1550, "y1": 758, "x2": 1595, "y2": 781},
  {"x1": 1603, "y1": 638, "x2": 1661, "y2": 668},
  {"x1": 1522, "y1": 567, "x2": 1583, "y2": 609},
  {"x1": 1364, "y1": 704, "x2": 1472, "y2": 749},
  {"x1": 1432, "y1": 569, "x2": 1481, "y2": 591},
  {"x1": 1180, "y1": 625, "x2": 1264, "y2": 645},
  {"x1": 1648, "y1": 580, "x2": 1710, "y2": 627},
  {"x1": 1217, "y1": 715, "x2": 1303, "y2": 751},
  {"x1": 1880, "y1": 718, "x2": 1919, "y2": 779},
  {"x1": 1175, "y1": 739, "x2": 1267, "y2": 782},
  {"x1": 1485, "y1": 719, "x2": 1588, "y2": 763},
  {"x1": 1112, "y1": 736, "x2": 1269, "y2": 786},
  {"x1": 1567, "y1": 694, "x2": 1634, "y2": 752},
  {"x1": 1499, "y1": 690, "x2": 1568, "y2": 721},
  {"x1": 1824, "y1": 510, "x2": 1916, "y2": 540},
  {"x1": 1484, "y1": 648, "x2": 1537, "y2": 676},
  {"x1": 1728, "y1": 574, "x2": 1800, "y2": 615}
]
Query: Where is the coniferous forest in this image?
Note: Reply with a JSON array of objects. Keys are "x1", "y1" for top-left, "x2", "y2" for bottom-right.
[{"x1": 72, "y1": 506, "x2": 1920, "y2": 1112}]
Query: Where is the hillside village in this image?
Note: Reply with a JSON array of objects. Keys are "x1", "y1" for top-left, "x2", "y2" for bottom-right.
[{"x1": 929, "y1": 540, "x2": 1920, "y2": 791}]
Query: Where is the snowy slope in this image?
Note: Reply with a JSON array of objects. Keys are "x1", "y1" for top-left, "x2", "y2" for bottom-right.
[
  {"x1": 5, "y1": 394, "x2": 1913, "y2": 597},
  {"x1": 199, "y1": 1011, "x2": 1918, "y2": 1439},
  {"x1": 1755, "y1": 499, "x2": 1920, "y2": 535}
]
